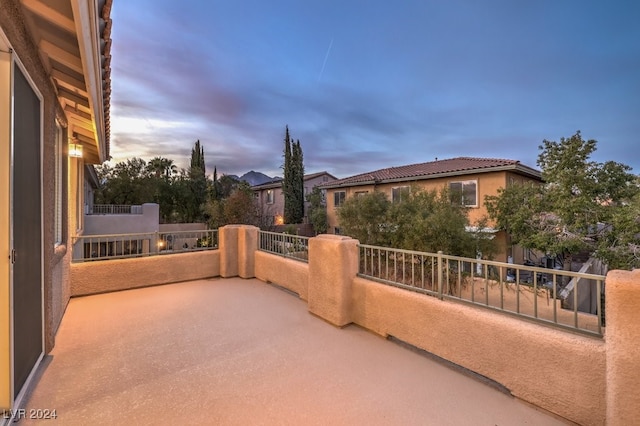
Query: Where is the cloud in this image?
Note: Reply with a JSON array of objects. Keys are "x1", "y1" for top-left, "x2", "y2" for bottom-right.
[{"x1": 108, "y1": 0, "x2": 640, "y2": 178}]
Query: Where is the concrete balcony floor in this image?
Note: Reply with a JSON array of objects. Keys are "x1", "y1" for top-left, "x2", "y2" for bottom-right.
[{"x1": 20, "y1": 278, "x2": 569, "y2": 425}]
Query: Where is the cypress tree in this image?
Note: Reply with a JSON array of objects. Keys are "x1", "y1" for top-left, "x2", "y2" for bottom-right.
[
  {"x1": 292, "y1": 140, "x2": 305, "y2": 223},
  {"x1": 283, "y1": 126, "x2": 294, "y2": 223},
  {"x1": 188, "y1": 139, "x2": 207, "y2": 222}
]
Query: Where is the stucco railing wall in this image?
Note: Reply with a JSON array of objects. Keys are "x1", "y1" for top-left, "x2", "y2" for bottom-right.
[
  {"x1": 70, "y1": 251, "x2": 220, "y2": 297},
  {"x1": 254, "y1": 251, "x2": 309, "y2": 300},
  {"x1": 605, "y1": 269, "x2": 640, "y2": 425},
  {"x1": 351, "y1": 276, "x2": 605, "y2": 425},
  {"x1": 69, "y1": 225, "x2": 639, "y2": 425},
  {"x1": 235, "y1": 226, "x2": 638, "y2": 426}
]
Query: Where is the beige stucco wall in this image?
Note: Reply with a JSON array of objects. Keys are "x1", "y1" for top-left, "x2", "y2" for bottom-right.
[
  {"x1": 605, "y1": 269, "x2": 640, "y2": 425},
  {"x1": 326, "y1": 172, "x2": 512, "y2": 229},
  {"x1": 307, "y1": 235, "x2": 359, "y2": 326},
  {"x1": 254, "y1": 251, "x2": 309, "y2": 300},
  {"x1": 1, "y1": 0, "x2": 73, "y2": 388},
  {"x1": 350, "y1": 277, "x2": 606, "y2": 425},
  {"x1": 325, "y1": 171, "x2": 543, "y2": 262},
  {"x1": 219, "y1": 225, "x2": 239, "y2": 278},
  {"x1": 70, "y1": 251, "x2": 220, "y2": 297},
  {"x1": 84, "y1": 203, "x2": 160, "y2": 235},
  {"x1": 159, "y1": 223, "x2": 207, "y2": 232}
]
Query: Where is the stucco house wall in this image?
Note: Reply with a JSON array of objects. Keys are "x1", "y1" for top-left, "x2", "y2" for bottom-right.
[
  {"x1": 84, "y1": 203, "x2": 160, "y2": 235},
  {"x1": 253, "y1": 172, "x2": 337, "y2": 226},
  {"x1": 325, "y1": 165, "x2": 541, "y2": 262}
]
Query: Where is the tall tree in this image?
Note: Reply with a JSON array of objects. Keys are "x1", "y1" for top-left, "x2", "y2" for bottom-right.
[
  {"x1": 187, "y1": 140, "x2": 208, "y2": 222},
  {"x1": 282, "y1": 126, "x2": 305, "y2": 224},
  {"x1": 282, "y1": 126, "x2": 294, "y2": 222},
  {"x1": 291, "y1": 139, "x2": 305, "y2": 222},
  {"x1": 95, "y1": 157, "x2": 154, "y2": 205},
  {"x1": 486, "y1": 131, "x2": 639, "y2": 270}
]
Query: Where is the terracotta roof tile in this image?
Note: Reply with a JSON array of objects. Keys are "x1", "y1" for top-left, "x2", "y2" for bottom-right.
[{"x1": 322, "y1": 157, "x2": 541, "y2": 188}]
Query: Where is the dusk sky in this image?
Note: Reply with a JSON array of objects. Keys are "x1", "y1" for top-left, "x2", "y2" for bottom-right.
[{"x1": 109, "y1": 1, "x2": 640, "y2": 179}]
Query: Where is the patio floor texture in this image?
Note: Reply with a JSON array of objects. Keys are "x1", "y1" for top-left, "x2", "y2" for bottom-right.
[{"x1": 19, "y1": 278, "x2": 569, "y2": 425}]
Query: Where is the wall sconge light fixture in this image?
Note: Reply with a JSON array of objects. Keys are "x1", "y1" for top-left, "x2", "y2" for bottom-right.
[{"x1": 69, "y1": 142, "x2": 83, "y2": 158}]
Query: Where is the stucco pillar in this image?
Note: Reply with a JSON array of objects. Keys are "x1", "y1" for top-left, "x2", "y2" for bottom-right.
[
  {"x1": 605, "y1": 269, "x2": 640, "y2": 425},
  {"x1": 238, "y1": 225, "x2": 258, "y2": 279},
  {"x1": 219, "y1": 225, "x2": 240, "y2": 277},
  {"x1": 308, "y1": 235, "x2": 359, "y2": 326}
]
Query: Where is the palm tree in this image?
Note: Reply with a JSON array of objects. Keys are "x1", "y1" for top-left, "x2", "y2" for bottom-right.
[{"x1": 147, "y1": 157, "x2": 177, "y2": 179}]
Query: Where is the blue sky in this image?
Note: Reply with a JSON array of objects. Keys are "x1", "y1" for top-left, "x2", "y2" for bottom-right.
[{"x1": 109, "y1": 0, "x2": 640, "y2": 178}]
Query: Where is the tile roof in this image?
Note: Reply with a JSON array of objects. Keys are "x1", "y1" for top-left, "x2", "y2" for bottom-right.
[
  {"x1": 252, "y1": 171, "x2": 337, "y2": 190},
  {"x1": 321, "y1": 157, "x2": 541, "y2": 188}
]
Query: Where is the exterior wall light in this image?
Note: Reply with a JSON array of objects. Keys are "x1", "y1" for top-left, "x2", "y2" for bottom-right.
[{"x1": 69, "y1": 142, "x2": 83, "y2": 158}]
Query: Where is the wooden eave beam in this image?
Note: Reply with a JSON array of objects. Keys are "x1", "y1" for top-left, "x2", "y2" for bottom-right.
[
  {"x1": 22, "y1": 0, "x2": 76, "y2": 34},
  {"x1": 58, "y1": 87, "x2": 90, "y2": 109},
  {"x1": 39, "y1": 39, "x2": 83, "y2": 74}
]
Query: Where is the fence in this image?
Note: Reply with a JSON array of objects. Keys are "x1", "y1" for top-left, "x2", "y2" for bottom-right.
[
  {"x1": 358, "y1": 244, "x2": 605, "y2": 337},
  {"x1": 88, "y1": 204, "x2": 143, "y2": 215},
  {"x1": 72, "y1": 229, "x2": 218, "y2": 262},
  {"x1": 258, "y1": 230, "x2": 309, "y2": 262}
]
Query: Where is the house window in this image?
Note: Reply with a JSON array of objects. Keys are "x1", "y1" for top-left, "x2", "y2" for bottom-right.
[
  {"x1": 355, "y1": 191, "x2": 368, "y2": 197},
  {"x1": 54, "y1": 121, "x2": 64, "y2": 245},
  {"x1": 322, "y1": 176, "x2": 329, "y2": 182},
  {"x1": 449, "y1": 180, "x2": 477, "y2": 207},
  {"x1": 334, "y1": 191, "x2": 346, "y2": 207},
  {"x1": 392, "y1": 186, "x2": 409, "y2": 203},
  {"x1": 335, "y1": 227, "x2": 341, "y2": 235},
  {"x1": 266, "y1": 190, "x2": 274, "y2": 204}
]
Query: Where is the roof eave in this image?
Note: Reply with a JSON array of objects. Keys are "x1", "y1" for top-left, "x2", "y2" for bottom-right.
[{"x1": 71, "y1": 0, "x2": 107, "y2": 163}]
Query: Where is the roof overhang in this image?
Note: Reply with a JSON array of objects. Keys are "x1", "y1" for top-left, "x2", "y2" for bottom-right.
[{"x1": 19, "y1": 0, "x2": 112, "y2": 164}]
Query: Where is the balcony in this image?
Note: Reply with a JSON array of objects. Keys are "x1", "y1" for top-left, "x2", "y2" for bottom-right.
[
  {"x1": 17, "y1": 278, "x2": 566, "y2": 425},
  {"x1": 10, "y1": 226, "x2": 640, "y2": 425}
]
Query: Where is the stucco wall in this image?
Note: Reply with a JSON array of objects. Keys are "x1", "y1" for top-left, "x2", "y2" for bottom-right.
[
  {"x1": 84, "y1": 203, "x2": 159, "y2": 235},
  {"x1": 70, "y1": 251, "x2": 220, "y2": 296},
  {"x1": 605, "y1": 269, "x2": 640, "y2": 425},
  {"x1": 254, "y1": 251, "x2": 309, "y2": 300},
  {"x1": 0, "y1": 0, "x2": 72, "y2": 358},
  {"x1": 350, "y1": 277, "x2": 605, "y2": 425},
  {"x1": 159, "y1": 223, "x2": 207, "y2": 232},
  {"x1": 308, "y1": 235, "x2": 358, "y2": 326}
]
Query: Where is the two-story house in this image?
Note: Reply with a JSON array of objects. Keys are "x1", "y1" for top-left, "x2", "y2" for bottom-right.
[
  {"x1": 253, "y1": 171, "x2": 337, "y2": 226},
  {"x1": 321, "y1": 157, "x2": 542, "y2": 263}
]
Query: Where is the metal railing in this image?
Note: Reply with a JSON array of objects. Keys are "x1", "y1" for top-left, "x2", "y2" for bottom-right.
[
  {"x1": 358, "y1": 244, "x2": 605, "y2": 337},
  {"x1": 72, "y1": 229, "x2": 218, "y2": 262},
  {"x1": 88, "y1": 204, "x2": 144, "y2": 215},
  {"x1": 258, "y1": 231, "x2": 309, "y2": 262}
]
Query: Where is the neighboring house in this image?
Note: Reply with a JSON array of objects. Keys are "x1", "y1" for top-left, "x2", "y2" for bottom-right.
[
  {"x1": 253, "y1": 171, "x2": 337, "y2": 226},
  {"x1": 320, "y1": 157, "x2": 542, "y2": 263},
  {"x1": 0, "y1": 0, "x2": 112, "y2": 414}
]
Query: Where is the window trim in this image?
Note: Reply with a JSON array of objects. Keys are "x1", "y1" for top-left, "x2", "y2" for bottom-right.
[
  {"x1": 54, "y1": 121, "x2": 64, "y2": 245},
  {"x1": 391, "y1": 185, "x2": 409, "y2": 203},
  {"x1": 449, "y1": 179, "x2": 478, "y2": 207},
  {"x1": 334, "y1": 190, "x2": 346, "y2": 208}
]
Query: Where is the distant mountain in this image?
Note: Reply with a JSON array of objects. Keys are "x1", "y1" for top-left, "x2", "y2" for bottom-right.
[{"x1": 239, "y1": 170, "x2": 277, "y2": 186}]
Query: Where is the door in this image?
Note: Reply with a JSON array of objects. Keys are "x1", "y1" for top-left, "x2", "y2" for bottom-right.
[{"x1": 11, "y1": 62, "x2": 43, "y2": 399}]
